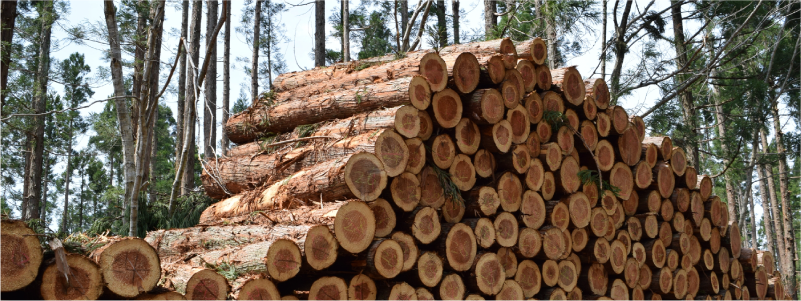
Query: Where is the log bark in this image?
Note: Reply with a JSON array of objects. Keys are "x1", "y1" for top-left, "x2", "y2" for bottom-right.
[
  {"x1": 551, "y1": 66, "x2": 585, "y2": 106},
  {"x1": 516, "y1": 37, "x2": 547, "y2": 65}
]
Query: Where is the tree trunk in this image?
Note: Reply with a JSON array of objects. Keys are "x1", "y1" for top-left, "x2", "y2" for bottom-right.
[
  {"x1": 131, "y1": 2, "x2": 147, "y2": 132},
  {"x1": 544, "y1": 1, "x2": 557, "y2": 68},
  {"x1": 204, "y1": 0, "x2": 218, "y2": 159},
  {"x1": 314, "y1": 0, "x2": 325, "y2": 67},
  {"x1": 343, "y1": 0, "x2": 350, "y2": 62},
  {"x1": 670, "y1": 1, "x2": 698, "y2": 169},
  {"x1": 78, "y1": 168, "x2": 84, "y2": 229},
  {"x1": 600, "y1": 0, "x2": 606, "y2": 77},
  {"x1": 400, "y1": 0, "x2": 408, "y2": 49},
  {"x1": 176, "y1": 0, "x2": 189, "y2": 163},
  {"x1": 251, "y1": 0, "x2": 261, "y2": 102},
  {"x1": 755, "y1": 137, "x2": 776, "y2": 253},
  {"x1": 452, "y1": 0, "x2": 459, "y2": 44},
  {"x1": 609, "y1": 0, "x2": 632, "y2": 103},
  {"x1": 0, "y1": 0, "x2": 17, "y2": 110},
  {"x1": 436, "y1": 0, "x2": 447, "y2": 47},
  {"x1": 709, "y1": 66, "x2": 737, "y2": 228},
  {"x1": 23, "y1": 1, "x2": 54, "y2": 222},
  {"x1": 484, "y1": 0, "x2": 495, "y2": 38},
  {"x1": 761, "y1": 128, "x2": 787, "y2": 272},
  {"x1": 770, "y1": 93, "x2": 798, "y2": 297},
  {"x1": 183, "y1": 0, "x2": 202, "y2": 196},
  {"x1": 61, "y1": 121, "x2": 73, "y2": 233},
  {"x1": 221, "y1": 2, "x2": 231, "y2": 155}
]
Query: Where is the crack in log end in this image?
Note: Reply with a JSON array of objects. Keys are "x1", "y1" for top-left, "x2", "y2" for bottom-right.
[
  {"x1": 273, "y1": 249, "x2": 300, "y2": 274},
  {"x1": 317, "y1": 284, "x2": 342, "y2": 300},
  {"x1": 311, "y1": 235, "x2": 331, "y2": 261},
  {"x1": 349, "y1": 158, "x2": 383, "y2": 197},
  {"x1": 192, "y1": 279, "x2": 220, "y2": 300},
  {"x1": 342, "y1": 211, "x2": 368, "y2": 243},
  {"x1": 449, "y1": 230, "x2": 473, "y2": 265},
  {"x1": 380, "y1": 248, "x2": 399, "y2": 272},
  {"x1": 379, "y1": 137, "x2": 405, "y2": 169},
  {"x1": 111, "y1": 250, "x2": 150, "y2": 287}
]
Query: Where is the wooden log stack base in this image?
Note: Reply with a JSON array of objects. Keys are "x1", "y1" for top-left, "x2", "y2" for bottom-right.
[{"x1": 3, "y1": 37, "x2": 784, "y2": 301}]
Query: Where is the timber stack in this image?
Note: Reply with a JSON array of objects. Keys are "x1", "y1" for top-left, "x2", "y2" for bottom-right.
[{"x1": 0, "y1": 37, "x2": 794, "y2": 300}]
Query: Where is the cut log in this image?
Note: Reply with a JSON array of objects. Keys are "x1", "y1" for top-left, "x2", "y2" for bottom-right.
[
  {"x1": 697, "y1": 175, "x2": 712, "y2": 200},
  {"x1": 303, "y1": 225, "x2": 339, "y2": 271},
  {"x1": 525, "y1": 158, "x2": 545, "y2": 191},
  {"x1": 595, "y1": 112, "x2": 611, "y2": 138},
  {"x1": 724, "y1": 221, "x2": 742, "y2": 259},
  {"x1": 473, "y1": 149, "x2": 497, "y2": 178},
  {"x1": 449, "y1": 154, "x2": 477, "y2": 191},
  {"x1": 620, "y1": 187, "x2": 639, "y2": 216},
  {"x1": 623, "y1": 257, "x2": 640, "y2": 288},
  {"x1": 499, "y1": 81, "x2": 519, "y2": 109},
  {"x1": 579, "y1": 263, "x2": 608, "y2": 296},
  {"x1": 524, "y1": 92, "x2": 543, "y2": 124},
  {"x1": 669, "y1": 147, "x2": 687, "y2": 176},
  {"x1": 660, "y1": 198, "x2": 675, "y2": 222},
  {"x1": 417, "y1": 251, "x2": 444, "y2": 287},
  {"x1": 438, "y1": 273, "x2": 465, "y2": 300},
  {"x1": 464, "y1": 218, "x2": 496, "y2": 249},
  {"x1": 679, "y1": 166, "x2": 697, "y2": 189},
  {"x1": 421, "y1": 52, "x2": 449, "y2": 92},
  {"x1": 390, "y1": 172, "x2": 421, "y2": 212},
  {"x1": 608, "y1": 162, "x2": 634, "y2": 200},
  {"x1": 347, "y1": 274, "x2": 376, "y2": 300},
  {"x1": 638, "y1": 190, "x2": 661, "y2": 214},
  {"x1": 409, "y1": 75, "x2": 432, "y2": 110},
  {"x1": 651, "y1": 161, "x2": 675, "y2": 198},
  {"x1": 347, "y1": 152, "x2": 390, "y2": 201},
  {"x1": 392, "y1": 105, "x2": 422, "y2": 139},
  {"x1": 688, "y1": 191, "x2": 703, "y2": 225},
  {"x1": 466, "y1": 89, "x2": 505, "y2": 125},
  {"x1": 40, "y1": 254, "x2": 104, "y2": 300},
  {"x1": 608, "y1": 278, "x2": 629, "y2": 300},
  {"x1": 497, "y1": 247, "x2": 518, "y2": 278},
  {"x1": 557, "y1": 260, "x2": 578, "y2": 292},
  {"x1": 544, "y1": 201, "x2": 571, "y2": 231},
  {"x1": 589, "y1": 207, "x2": 610, "y2": 237},
  {"x1": 541, "y1": 260, "x2": 560, "y2": 287},
  {"x1": 464, "y1": 186, "x2": 500, "y2": 217},
  {"x1": 542, "y1": 171, "x2": 556, "y2": 200},
  {"x1": 617, "y1": 230, "x2": 632, "y2": 255},
  {"x1": 644, "y1": 239, "x2": 667, "y2": 268},
  {"x1": 564, "y1": 108, "x2": 579, "y2": 130},
  {"x1": 1, "y1": 220, "x2": 44, "y2": 292},
  {"x1": 478, "y1": 55, "x2": 506, "y2": 85},
  {"x1": 577, "y1": 120, "x2": 599, "y2": 153},
  {"x1": 535, "y1": 64, "x2": 552, "y2": 90},
  {"x1": 480, "y1": 120, "x2": 513, "y2": 153},
  {"x1": 606, "y1": 240, "x2": 627, "y2": 274},
  {"x1": 375, "y1": 130, "x2": 410, "y2": 178},
  {"x1": 515, "y1": 260, "x2": 542, "y2": 298},
  {"x1": 564, "y1": 192, "x2": 591, "y2": 228},
  {"x1": 431, "y1": 88, "x2": 463, "y2": 128},
  {"x1": 309, "y1": 276, "x2": 347, "y2": 300},
  {"x1": 665, "y1": 249, "x2": 679, "y2": 271},
  {"x1": 651, "y1": 267, "x2": 673, "y2": 294},
  {"x1": 443, "y1": 52, "x2": 481, "y2": 94},
  {"x1": 405, "y1": 138, "x2": 426, "y2": 174},
  {"x1": 699, "y1": 271, "x2": 719, "y2": 294},
  {"x1": 442, "y1": 197, "x2": 466, "y2": 223},
  {"x1": 237, "y1": 279, "x2": 280, "y2": 300},
  {"x1": 507, "y1": 105, "x2": 530, "y2": 144},
  {"x1": 497, "y1": 279, "x2": 524, "y2": 300},
  {"x1": 90, "y1": 237, "x2": 161, "y2": 297},
  {"x1": 467, "y1": 253, "x2": 505, "y2": 295},
  {"x1": 516, "y1": 227, "x2": 543, "y2": 258},
  {"x1": 353, "y1": 239, "x2": 403, "y2": 279},
  {"x1": 593, "y1": 140, "x2": 615, "y2": 172},
  {"x1": 630, "y1": 116, "x2": 646, "y2": 143},
  {"x1": 627, "y1": 216, "x2": 643, "y2": 241},
  {"x1": 430, "y1": 134, "x2": 456, "y2": 170},
  {"x1": 454, "y1": 118, "x2": 481, "y2": 157},
  {"x1": 614, "y1": 126, "x2": 642, "y2": 166},
  {"x1": 185, "y1": 269, "x2": 230, "y2": 300},
  {"x1": 516, "y1": 37, "x2": 547, "y2": 65},
  {"x1": 516, "y1": 59, "x2": 537, "y2": 92},
  {"x1": 539, "y1": 142, "x2": 562, "y2": 172},
  {"x1": 405, "y1": 206, "x2": 441, "y2": 244},
  {"x1": 551, "y1": 66, "x2": 585, "y2": 106},
  {"x1": 671, "y1": 268, "x2": 688, "y2": 299},
  {"x1": 659, "y1": 222, "x2": 673, "y2": 249},
  {"x1": 334, "y1": 201, "x2": 376, "y2": 253},
  {"x1": 643, "y1": 137, "x2": 673, "y2": 161},
  {"x1": 704, "y1": 196, "x2": 722, "y2": 227},
  {"x1": 520, "y1": 190, "x2": 546, "y2": 229},
  {"x1": 266, "y1": 239, "x2": 302, "y2": 282},
  {"x1": 642, "y1": 143, "x2": 658, "y2": 169},
  {"x1": 494, "y1": 212, "x2": 519, "y2": 248},
  {"x1": 536, "y1": 119, "x2": 552, "y2": 143},
  {"x1": 439, "y1": 223, "x2": 478, "y2": 272},
  {"x1": 497, "y1": 172, "x2": 523, "y2": 212},
  {"x1": 418, "y1": 110, "x2": 434, "y2": 140},
  {"x1": 541, "y1": 90, "x2": 565, "y2": 114},
  {"x1": 554, "y1": 126, "x2": 575, "y2": 154},
  {"x1": 540, "y1": 227, "x2": 567, "y2": 260},
  {"x1": 606, "y1": 106, "x2": 629, "y2": 135},
  {"x1": 370, "y1": 199, "x2": 397, "y2": 237},
  {"x1": 504, "y1": 69, "x2": 525, "y2": 103},
  {"x1": 497, "y1": 144, "x2": 530, "y2": 174}
]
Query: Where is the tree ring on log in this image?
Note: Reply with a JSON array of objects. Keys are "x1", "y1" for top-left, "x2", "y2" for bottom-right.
[
  {"x1": 473, "y1": 149, "x2": 496, "y2": 178},
  {"x1": 473, "y1": 253, "x2": 505, "y2": 295},
  {"x1": 334, "y1": 201, "x2": 376, "y2": 253},
  {"x1": 498, "y1": 172, "x2": 522, "y2": 212},
  {"x1": 507, "y1": 106, "x2": 530, "y2": 144},
  {"x1": 347, "y1": 274, "x2": 376, "y2": 300},
  {"x1": 375, "y1": 130, "x2": 410, "y2": 177},
  {"x1": 395, "y1": 105, "x2": 421, "y2": 139},
  {"x1": 452, "y1": 52, "x2": 480, "y2": 94},
  {"x1": 516, "y1": 260, "x2": 541, "y2": 298},
  {"x1": 517, "y1": 227, "x2": 542, "y2": 258},
  {"x1": 525, "y1": 158, "x2": 544, "y2": 191},
  {"x1": 456, "y1": 118, "x2": 481, "y2": 155},
  {"x1": 391, "y1": 172, "x2": 421, "y2": 212},
  {"x1": 516, "y1": 59, "x2": 537, "y2": 92},
  {"x1": 310, "y1": 276, "x2": 347, "y2": 300},
  {"x1": 520, "y1": 190, "x2": 546, "y2": 229},
  {"x1": 94, "y1": 238, "x2": 160, "y2": 297},
  {"x1": 432, "y1": 88, "x2": 463, "y2": 129},
  {"x1": 419, "y1": 166, "x2": 445, "y2": 208},
  {"x1": 420, "y1": 53, "x2": 448, "y2": 92},
  {"x1": 409, "y1": 75, "x2": 432, "y2": 110},
  {"x1": 41, "y1": 254, "x2": 103, "y2": 300},
  {"x1": 266, "y1": 239, "x2": 303, "y2": 282},
  {"x1": 1, "y1": 220, "x2": 43, "y2": 292},
  {"x1": 186, "y1": 269, "x2": 229, "y2": 300},
  {"x1": 431, "y1": 134, "x2": 456, "y2": 170},
  {"x1": 418, "y1": 251, "x2": 444, "y2": 287},
  {"x1": 417, "y1": 110, "x2": 434, "y2": 140},
  {"x1": 524, "y1": 92, "x2": 543, "y2": 124},
  {"x1": 305, "y1": 225, "x2": 339, "y2": 270},
  {"x1": 450, "y1": 154, "x2": 476, "y2": 191},
  {"x1": 535, "y1": 64, "x2": 552, "y2": 90},
  {"x1": 445, "y1": 223, "x2": 477, "y2": 271},
  {"x1": 370, "y1": 199, "x2": 397, "y2": 238},
  {"x1": 239, "y1": 279, "x2": 280, "y2": 301},
  {"x1": 344, "y1": 153, "x2": 388, "y2": 201},
  {"x1": 439, "y1": 273, "x2": 465, "y2": 300},
  {"x1": 412, "y1": 206, "x2": 441, "y2": 244}
]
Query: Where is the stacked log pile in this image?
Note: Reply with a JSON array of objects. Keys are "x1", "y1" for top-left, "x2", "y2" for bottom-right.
[{"x1": 0, "y1": 37, "x2": 794, "y2": 300}]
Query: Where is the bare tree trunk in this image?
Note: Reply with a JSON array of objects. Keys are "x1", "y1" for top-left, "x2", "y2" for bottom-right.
[
  {"x1": 483, "y1": 0, "x2": 495, "y2": 38},
  {"x1": 343, "y1": 0, "x2": 350, "y2": 62},
  {"x1": 671, "y1": 1, "x2": 698, "y2": 169},
  {"x1": 61, "y1": 121, "x2": 73, "y2": 233},
  {"x1": 0, "y1": 0, "x2": 17, "y2": 111},
  {"x1": 600, "y1": 0, "x2": 606, "y2": 78},
  {"x1": 78, "y1": 170, "x2": 84, "y2": 230},
  {"x1": 266, "y1": 1, "x2": 273, "y2": 90},
  {"x1": 183, "y1": 0, "x2": 203, "y2": 196},
  {"x1": 221, "y1": 2, "x2": 231, "y2": 155},
  {"x1": 744, "y1": 139, "x2": 758, "y2": 249},
  {"x1": 251, "y1": 0, "x2": 260, "y2": 102},
  {"x1": 436, "y1": 0, "x2": 447, "y2": 47},
  {"x1": 204, "y1": 0, "x2": 218, "y2": 159},
  {"x1": 131, "y1": 2, "x2": 147, "y2": 135},
  {"x1": 314, "y1": 0, "x2": 325, "y2": 67},
  {"x1": 761, "y1": 128, "x2": 787, "y2": 272},
  {"x1": 176, "y1": 0, "x2": 189, "y2": 164},
  {"x1": 756, "y1": 139, "x2": 776, "y2": 252},
  {"x1": 23, "y1": 1, "x2": 54, "y2": 223},
  {"x1": 451, "y1": 0, "x2": 459, "y2": 44},
  {"x1": 400, "y1": 0, "x2": 408, "y2": 47},
  {"x1": 609, "y1": 0, "x2": 632, "y2": 102},
  {"x1": 544, "y1": 0, "x2": 557, "y2": 68},
  {"x1": 770, "y1": 93, "x2": 798, "y2": 297}
]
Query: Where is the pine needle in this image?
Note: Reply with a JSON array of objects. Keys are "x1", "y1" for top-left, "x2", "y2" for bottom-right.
[{"x1": 431, "y1": 165, "x2": 464, "y2": 207}]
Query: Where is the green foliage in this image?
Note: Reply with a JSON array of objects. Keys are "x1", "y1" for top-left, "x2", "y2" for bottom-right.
[
  {"x1": 543, "y1": 110, "x2": 566, "y2": 129},
  {"x1": 430, "y1": 166, "x2": 464, "y2": 208},
  {"x1": 578, "y1": 169, "x2": 621, "y2": 199},
  {"x1": 212, "y1": 262, "x2": 240, "y2": 282}
]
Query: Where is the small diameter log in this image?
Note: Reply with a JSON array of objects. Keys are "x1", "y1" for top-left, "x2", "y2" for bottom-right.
[
  {"x1": 454, "y1": 118, "x2": 482, "y2": 156},
  {"x1": 593, "y1": 140, "x2": 615, "y2": 172},
  {"x1": 620, "y1": 189, "x2": 639, "y2": 216},
  {"x1": 651, "y1": 267, "x2": 673, "y2": 294},
  {"x1": 497, "y1": 279, "x2": 525, "y2": 300},
  {"x1": 473, "y1": 149, "x2": 497, "y2": 178},
  {"x1": 699, "y1": 271, "x2": 719, "y2": 294},
  {"x1": 443, "y1": 52, "x2": 481, "y2": 94},
  {"x1": 499, "y1": 81, "x2": 520, "y2": 110},
  {"x1": 494, "y1": 212, "x2": 520, "y2": 248},
  {"x1": 479, "y1": 55, "x2": 506, "y2": 85},
  {"x1": 516, "y1": 228, "x2": 543, "y2": 258},
  {"x1": 617, "y1": 230, "x2": 632, "y2": 255},
  {"x1": 345, "y1": 152, "x2": 389, "y2": 201},
  {"x1": 671, "y1": 268, "x2": 688, "y2": 299},
  {"x1": 438, "y1": 273, "x2": 466, "y2": 300},
  {"x1": 608, "y1": 278, "x2": 629, "y2": 300},
  {"x1": 405, "y1": 138, "x2": 426, "y2": 174},
  {"x1": 715, "y1": 247, "x2": 731, "y2": 274},
  {"x1": 497, "y1": 144, "x2": 530, "y2": 174},
  {"x1": 643, "y1": 136, "x2": 673, "y2": 160},
  {"x1": 524, "y1": 92, "x2": 544, "y2": 124},
  {"x1": 651, "y1": 162, "x2": 675, "y2": 198},
  {"x1": 660, "y1": 199, "x2": 675, "y2": 222},
  {"x1": 739, "y1": 248, "x2": 757, "y2": 272},
  {"x1": 630, "y1": 116, "x2": 646, "y2": 143},
  {"x1": 464, "y1": 186, "x2": 500, "y2": 217},
  {"x1": 670, "y1": 188, "x2": 691, "y2": 213},
  {"x1": 536, "y1": 120, "x2": 552, "y2": 143},
  {"x1": 696, "y1": 218, "x2": 712, "y2": 242},
  {"x1": 636, "y1": 214, "x2": 659, "y2": 239},
  {"x1": 579, "y1": 263, "x2": 608, "y2": 296},
  {"x1": 417, "y1": 251, "x2": 444, "y2": 287},
  {"x1": 449, "y1": 154, "x2": 477, "y2": 191},
  {"x1": 672, "y1": 232, "x2": 691, "y2": 255},
  {"x1": 563, "y1": 192, "x2": 591, "y2": 228},
  {"x1": 623, "y1": 257, "x2": 640, "y2": 288},
  {"x1": 442, "y1": 197, "x2": 466, "y2": 223},
  {"x1": 347, "y1": 274, "x2": 376, "y2": 300},
  {"x1": 585, "y1": 78, "x2": 610, "y2": 110},
  {"x1": 91, "y1": 238, "x2": 161, "y2": 297},
  {"x1": 589, "y1": 208, "x2": 610, "y2": 238},
  {"x1": 466, "y1": 89, "x2": 504, "y2": 125},
  {"x1": 540, "y1": 260, "x2": 560, "y2": 288},
  {"x1": 418, "y1": 110, "x2": 434, "y2": 140},
  {"x1": 520, "y1": 190, "x2": 546, "y2": 229},
  {"x1": 554, "y1": 126, "x2": 575, "y2": 155},
  {"x1": 631, "y1": 285, "x2": 644, "y2": 300},
  {"x1": 40, "y1": 254, "x2": 104, "y2": 300},
  {"x1": 632, "y1": 161, "x2": 653, "y2": 191},
  {"x1": 431, "y1": 88, "x2": 463, "y2": 129},
  {"x1": 564, "y1": 108, "x2": 580, "y2": 130},
  {"x1": 644, "y1": 239, "x2": 667, "y2": 268},
  {"x1": 542, "y1": 172, "x2": 556, "y2": 200},
  {"x1": 304, "y1": 225, "x2": 339, "y2": 271},
  {"x1": 266, "y1": 239, "x2": 303, "y2": 282},
  {"x1": 516, "y1": 260, "x2": 542, "y2": 298},
  {"x1": 517, "y1": 37, "x2": 547, "y2": 64},
  {"x1": 557, "y1": 260, "x2": 578, "y2": 292},
  {"x1": 238, "y1": 279, "x2": 280, "y2": 300},
  {"x1": 724, "y1": 221, "x2": 742, "y2": 259},
  {"x1": 627, "y1": 216, "x2": 643, "y2": 241},
  {"x1": 309, "y1": 276, "x2": 348, "y2": 300},
  {"x1": 186, "y1": 269, "x2": 230, "y2": 300},
  {"x1": 1, "y1": 220, "x2": 44, "y2": 292},
  {"x1": 439, "y1": 223, "x2": 478, "y2": 271},
  {"x1": 605, "y1": 106, "x2": 629, "y2": 136},
  {"x1": 468, "y1": 253, "x2": 505, "y2": 295},
  {"x1": 370, "y1": 199, "x2": 397, "y2": 237},
  {"x1": 665, "y1": 249, "x2": 680, "y2": 271},
  {"x1": 420, "y1": 52, "x2": 449, "y2": 92},
  {"x1": 430, "y1": 133, "x2": 456, "y2": 170},
  {"x1": 395, "y1": 105, "x2": 421, "y2": 138},
  {"x1": 480, "y1": 120, "x2": 513, "y2": 153},
  {"x1": 525, "y1": 158, "x2": 545, "y2": 191},
  {"x1": 701, "y1": 249, "x2": 715, "y2": 271},
  {"x1": 390, "y1": 232, "x2": 419, "y2": 273},
  {"x1": 688, "y1": 191, "x2": 703, "y2": 225},
  {"x1": 541, "y1": 90, "x2": 565, "y2": 114},
  {"x1": 504, "y1": 69, "x2": 525, "y2": 103},
  {"x1": 409, "y1": 75, "x2": 432, "y2": 110},
  {"x1": 507, "y1": 105, "x2": 530, "y2": 144},
  {"x1": 539, "y1": 142, "x2": 562, "y2": 172},
  {"x1": 334, "y1": 201, "x2": 377, "y2": 253},
  {"x1": 354, "y1": 239, "x2": 403, "y2": 279},
  {"x1": 577, "y1": 120, "x2": 599, "y2": 153},
  {"x1": 464, "y1": 218, "x2": 496, "y2": 249},
  {"x1": 534, "y1": 64, "x2": 553, "y2": 90},
  {"x1": 390, "y1": 172, "x2": 421, "y2": 212},
  {"x1": 544, "y1": 201, "x2": 571, "y2": 231},
  {"x1": 551, "y1": 67, "x2": 585, "y2": 107},
  {"x1": 540, "y1": 227, "x2": 568, "y2": 260},
  {"x1": 404, "y1": 206, "x2": 441, "y2": 244},
  {"x1": 638, "y1": 262, "x2": 653, "y2": 288},
  {"x1": 596, "y1": 112, "x2": 611, "y2": 138},
  {"x1": 638, "y1": 190, "x2": 661, "y2": 214},
  {"x1": 679, "y1": 166, "x2": 697, "y2": 189},
  {"x1": 608, "y1": 162, "x2": 634, "y2": 200},
  {"x1": 497, "y1": 247, "x2": 518, "y2": 278},
  {"x1": 605, "y1": 240, "x2": 628, "y2": 274},
  {"x1": 497, "y1": 172, "x2": 523, "y2": 212},
  {"x1": 659, "y1": 222, "x2": 673, "y2": 248},
  {"x1": 516, "y1": 59, "x2": 537, "y2": 92},
  {"x1": 642, "y1": 143, "x2": 658, "y2": 169},
  {"x1": 669, "y1": 147, "x2": 687, "y2": 176},
  {"x1": 704, "y1": 196, "x2": 722, "y2": 227},
  {"x1": 697, "y1": 175, "x2": 712, "y2": 200},
  {"x1": 420, "y1": 167, "x2": 446, "y2": 209}
]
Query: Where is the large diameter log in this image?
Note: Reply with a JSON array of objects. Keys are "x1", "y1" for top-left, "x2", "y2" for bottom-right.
[
  {"x1": 449, "y1": 154, "x2": 477, "y2": 191},
  {"x1": 237, "y1": 279, "x2": 280, "y2": 300},
  {"x1": 539, "y1": 227, "x2": 568, "y2": 260},
  {"x1": 305, "y1": 225, "x2": 339, "y2": 271},
  {"x1": 439, "y1": 273, "x2": 466, "y2": 300},
  {"x1": 309, "y1": 276, "x2": 348, "y2": 300},
  {"x1": 584, "y1": 78, "x2": 610, "y2": 110},
  {"x1": 607, "y1": 162, "x2": 634, "y2": 200},
  {"x1": 1, "y1": 220, "x2": 44, "y2": 292},
  {"x1": 551, "y1": 66, "x2": 585, "y2": 106},
  {"x1": 515, "y1": 260, "x2": 542, "y2": 298},
  {"x1": 334, "y1": 201, "x2": 376, "y2": 253},
  {"x1": 226, "y1": 77, "x2": 415, "y2": 143},
  {"x1": 265, "y1": 239, "x2": 303, "y2": 282},
  {"x1": 466, "y1": 89, "x2": 505, "y2": 125},
  {"x1": 467, "y1": 253, "x2": 505, "y2": 295},
  {"x1": 417, "y1": 251, "x2": 444, "y2": 287},
  {"x1": 614, "y1": 126, "x2": 642, "y2": 166},
  {"x1": 40, "y1": 254, "x2": 104, "y2": 300},
  {"x1": 185, "y1": 269, "x2": 230, "y2": 300},
  {"x1": 520, "y1": 190, "x2": 546, "y2": 229},
  {"x1": 442, "y1": 52, "x2": 480, "y2": 93},
  {"x1": 90, "y1": 237, "x2": 161, "y2": 297}
]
